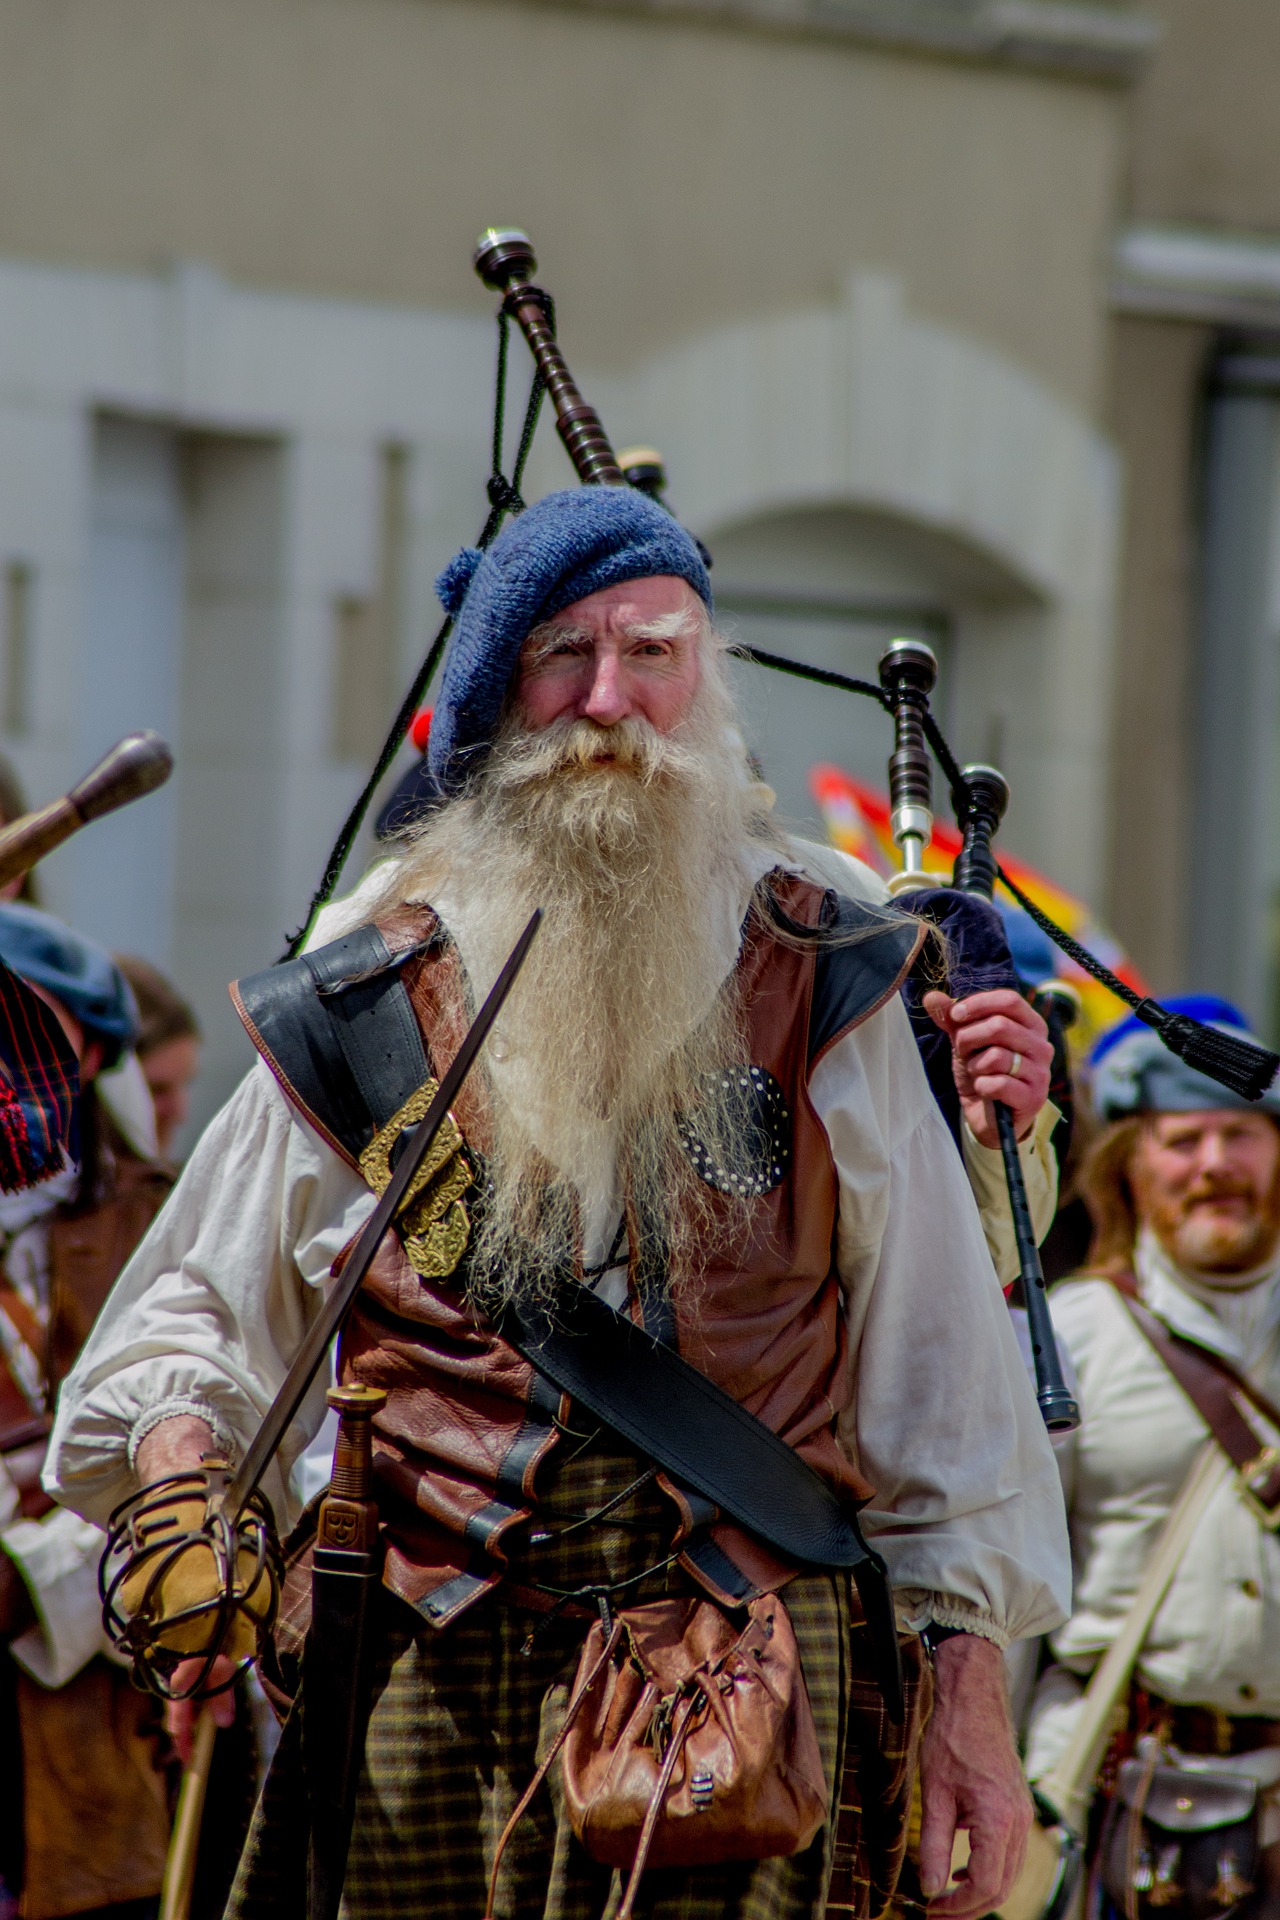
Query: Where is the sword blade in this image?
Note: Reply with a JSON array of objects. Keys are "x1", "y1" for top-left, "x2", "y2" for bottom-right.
[{"x1": 225, "y1": 909, "x2": 541, "y2": 1519}]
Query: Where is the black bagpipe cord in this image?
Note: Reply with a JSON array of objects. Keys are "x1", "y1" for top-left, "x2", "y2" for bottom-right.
[{"x1": 280, "y1": 304, "x2": 549, "y2": 961}]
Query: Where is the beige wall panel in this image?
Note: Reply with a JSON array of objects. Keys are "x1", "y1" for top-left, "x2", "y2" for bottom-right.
[
  {"x1": 0, "y1": 0, "x2": 1121, "y2": 413},
  {"x1": 1104, "y1": 312, "x2": 1210, "y2": 992},
  {"x1": 1130, "y1": 0, "x2": 1280, "y2": 231}
]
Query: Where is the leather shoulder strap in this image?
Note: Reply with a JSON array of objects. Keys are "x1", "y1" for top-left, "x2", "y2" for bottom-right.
[
  {"x1": 1116, "y1": 1283, "x2": 1280, "y2": 1508},
  {"x1": 232, "y1": 920, "x2": 434, "y2": 1166},
  {"x1": 807, "y1": 890, "x2": 925, "y2": 1066}
]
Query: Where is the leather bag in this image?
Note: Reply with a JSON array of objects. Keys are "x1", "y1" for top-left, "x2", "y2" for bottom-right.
[
  {"x1": 1100, "y1": 1754, "x2": 1259, "y2": 1920},
  {"x1": 485, "y1": 1592, "x2": 828, "y2": 1920}
]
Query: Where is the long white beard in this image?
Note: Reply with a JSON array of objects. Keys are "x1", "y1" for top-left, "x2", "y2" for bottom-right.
[{"x1": 376, "y1": 661, "x2": 783, "y2": 1305}]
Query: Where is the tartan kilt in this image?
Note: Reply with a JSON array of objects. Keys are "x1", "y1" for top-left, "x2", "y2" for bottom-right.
[{"x1": 228, "y1": 1440, "x2": 925, "y2": 1920}]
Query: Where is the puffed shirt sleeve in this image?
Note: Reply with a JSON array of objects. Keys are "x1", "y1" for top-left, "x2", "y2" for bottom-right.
[
  {"x1": 44, "y1": 1059, "x2": 376, "y2": 1532},
  {"x1": 961, "y1": 1108, "x2": 1060, "y2": 1288},
  {"x1": 811, "y1": 992, "x2": 1071, "y2": 1647}
]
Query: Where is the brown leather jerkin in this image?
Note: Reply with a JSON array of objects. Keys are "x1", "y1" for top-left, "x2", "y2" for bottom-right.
[{"x1": 326, "y1": 875, "x2": 919, "y2": 1624}]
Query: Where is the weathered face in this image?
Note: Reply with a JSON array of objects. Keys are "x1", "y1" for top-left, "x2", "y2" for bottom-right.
[
  {"x1": 513, "y1": 575, "x2": 704, "y2": 743},
  {"x1": 1129, "y1": 1108, "x2": 1280, "y2": 1276}
]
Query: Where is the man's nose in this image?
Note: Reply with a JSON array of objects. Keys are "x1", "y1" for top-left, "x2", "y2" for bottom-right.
[
  {"x1": 1197, "y1": 1130, "x2": 1233, "y2": 1174},
  {"x1": 582, "y1": 650, "x2": 631, "y2": 725}
]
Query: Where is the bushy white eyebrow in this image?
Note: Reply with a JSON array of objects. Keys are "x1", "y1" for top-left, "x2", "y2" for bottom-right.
[
  {"x1": 624, "y1": 609, "x2": 702, "y2": 642},
  {"x1": 521, "y1": 605, "x2": 704, "y2": 662},
  {"x1": 521, "y1": 622, "x2": 592, "y2": 663}
]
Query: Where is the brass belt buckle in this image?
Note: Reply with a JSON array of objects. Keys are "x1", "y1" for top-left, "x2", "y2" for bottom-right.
[{"x1": 1239, "y1": 1446, "x2": 1280, "y2": 1528}]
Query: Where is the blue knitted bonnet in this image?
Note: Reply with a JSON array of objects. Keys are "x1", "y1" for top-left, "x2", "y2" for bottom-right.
[{"x1": 427, "y1": 487, "x2": 713, "y2": 795}]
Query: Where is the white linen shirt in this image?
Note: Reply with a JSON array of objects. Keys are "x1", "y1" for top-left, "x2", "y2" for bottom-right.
[
  {"x1": 1026, "y1": 1233, "x2": 1280, "y2": 1780},
  {"x1": 45, "y1": 848, "x2": 1070, "y2": 1649}
]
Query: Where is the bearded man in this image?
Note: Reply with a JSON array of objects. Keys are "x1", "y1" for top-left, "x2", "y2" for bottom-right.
[
  {"x1": 1026, "y1": 997, "x2": 1280, "y2": 1911},
  {"x1": 47, "y1": 488, "x2": 1068, "y2": 1920}
]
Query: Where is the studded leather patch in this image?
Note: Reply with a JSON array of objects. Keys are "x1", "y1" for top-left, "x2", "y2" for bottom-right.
[{"x1": 677, "y1": 1065, "x2": 792, "y2": 1198}]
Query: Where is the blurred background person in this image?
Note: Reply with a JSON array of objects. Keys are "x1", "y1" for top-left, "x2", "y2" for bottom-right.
[
  {"x1": 1026, "y1": 998, "x2": 1280, "y2": 1919},
  {"x1": 0, "y1": 905, "x2": 171, "y2": 1920},
  {"x1": 114, "y1": 955, "x2": 202, "y2": 1161}
]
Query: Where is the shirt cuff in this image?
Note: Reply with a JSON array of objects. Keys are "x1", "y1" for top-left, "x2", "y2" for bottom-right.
[
  {"x1": 126, "y1": 1397, "x2": 239, "y2": 1474},
  {"x1": 2, "y1": 1507, "x2": 111, "y2": 1688},
  {"x1": 962, "y1": 1102, "x2": 1060, "y2": 1286},
  {"x1": 893, "y1": 1586, "x2": 1012, "y2": 1652}
]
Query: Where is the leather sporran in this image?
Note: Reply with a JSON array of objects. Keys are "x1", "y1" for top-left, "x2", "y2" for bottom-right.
[
  {"x1": 1100, "y1": 1753, "x2": 1260, "y2": 1920},
  {"x1": 484, "y1": 1592, "x2": 828, "y2": 1920},
  {"x1": 563, "y1": 1592, "x2": 827, "y2": 1868}
]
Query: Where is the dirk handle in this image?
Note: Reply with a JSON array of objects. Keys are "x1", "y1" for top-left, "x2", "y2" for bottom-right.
[
  {"x1": 473, "y1": 229, "x2": 624, "y2": 486},
  {"x1": 952, "y1": 763, "x2": 1080, "y2": 1435},
  {"x1": 317, "y1": 1385, "x2": 387, "y2": 1556}
]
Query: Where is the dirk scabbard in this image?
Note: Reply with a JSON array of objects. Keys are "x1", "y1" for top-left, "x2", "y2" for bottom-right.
[{"x1": 304, "y1": 1383, "x2": 388, "y2": 1920}]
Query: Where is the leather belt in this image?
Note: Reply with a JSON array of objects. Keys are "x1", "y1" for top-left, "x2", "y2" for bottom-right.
[{"x1": 1133, "y1": 1684, "x2": 1280, "y2": 1758}]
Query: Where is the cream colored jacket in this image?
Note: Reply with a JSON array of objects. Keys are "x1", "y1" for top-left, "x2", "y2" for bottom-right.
[{"x1": 1026, "y1": 1232, "x2": 1280, "y2": 1779}]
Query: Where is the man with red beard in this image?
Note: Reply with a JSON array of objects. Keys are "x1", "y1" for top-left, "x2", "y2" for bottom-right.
[
  {"x1": 47, "y1": 488, "x2": 1068, "y2": 1920},
  {"x1": 1026, "y1": 998, "x2": 1280, "y2": 1913}
]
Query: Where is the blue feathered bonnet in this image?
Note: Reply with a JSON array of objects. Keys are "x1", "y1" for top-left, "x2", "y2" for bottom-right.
[{"x1": 428, "y1": 487, "x2": 713, "y2": 795}]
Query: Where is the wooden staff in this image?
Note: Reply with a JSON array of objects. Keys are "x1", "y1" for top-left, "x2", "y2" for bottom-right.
[
  {"x1": 473, "y1": 229, "x2": 624, "y2": 485},
  {"x1": 158, "y1": 1704, "x2": 218, "y2": 1920},
  {"x1": 0, "y1": 731, "x2": 172, "y2": 889}
]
